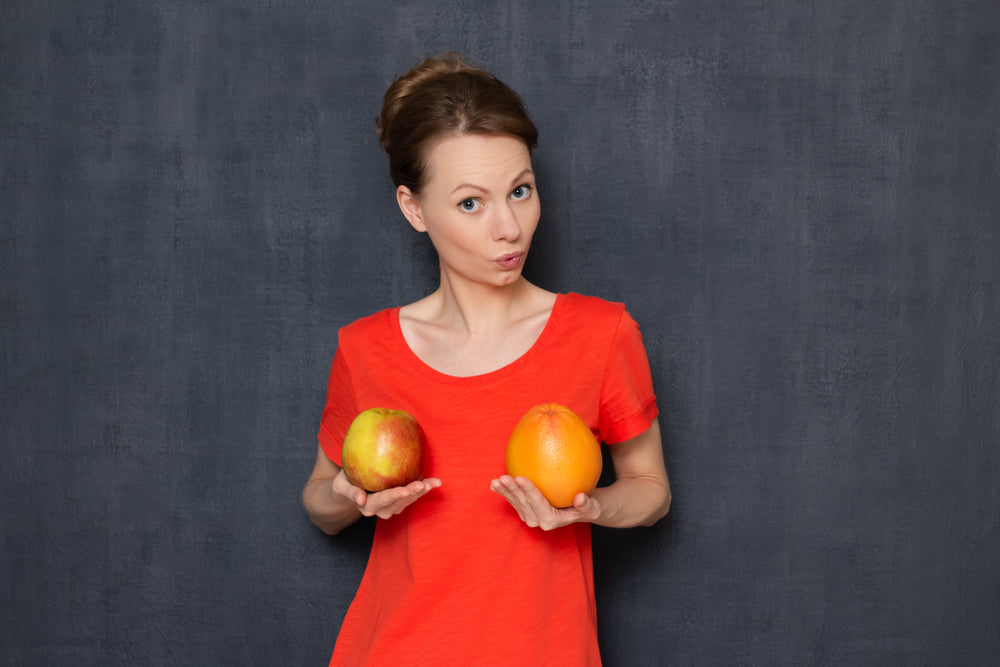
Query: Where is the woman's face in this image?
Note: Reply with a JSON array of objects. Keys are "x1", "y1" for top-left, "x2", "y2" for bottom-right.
[{"x1": 397, "y1": 133, "x2": 540, "y2": 289}]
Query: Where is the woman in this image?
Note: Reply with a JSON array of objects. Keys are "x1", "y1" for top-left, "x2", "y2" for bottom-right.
[{"x1": 303, "y1": 53, "x2": 671, "y2": 666}]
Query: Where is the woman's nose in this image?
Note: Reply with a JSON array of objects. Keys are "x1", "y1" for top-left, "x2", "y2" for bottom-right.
[{"x1": 491, "y1": 202, "x2": 521, "y2": 242}]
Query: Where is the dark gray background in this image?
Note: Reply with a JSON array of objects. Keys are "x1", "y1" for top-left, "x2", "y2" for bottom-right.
[{"x1": 3, "y1": 1, "x2": 998, "y2": 665}]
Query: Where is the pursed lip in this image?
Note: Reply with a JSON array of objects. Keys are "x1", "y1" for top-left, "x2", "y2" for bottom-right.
[{"x1": 495, "y1": 251, "x2": 524, "y2": 268}]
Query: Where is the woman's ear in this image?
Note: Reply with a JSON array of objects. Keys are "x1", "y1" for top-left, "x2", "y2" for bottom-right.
[{"x1": 396, "y1": 185, "x2": 426, "y2": 232}]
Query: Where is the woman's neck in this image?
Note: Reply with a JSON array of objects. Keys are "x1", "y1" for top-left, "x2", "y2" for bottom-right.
[
  {"x1": 397, "y1": 272, "x2": 557, "y2": 377},
  {"x1": 429, "y1": 273, "x2": 542, "y2": 335}
]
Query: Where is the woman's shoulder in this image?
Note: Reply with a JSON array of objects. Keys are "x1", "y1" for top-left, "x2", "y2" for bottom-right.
[
  {"x1": 337, "y1": 305, "x2": 399, "y2": 344},
  {"x1": 546, "y1": 293, "x2": 634, "y2": 352},
  {"x1": 558, "y1": 292, "x2": 627, "y2": 322}
]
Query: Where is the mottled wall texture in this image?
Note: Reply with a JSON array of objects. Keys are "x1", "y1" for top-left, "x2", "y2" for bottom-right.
[{"x1": 2, "y1": 2, "x2": 998, "y2": 665}]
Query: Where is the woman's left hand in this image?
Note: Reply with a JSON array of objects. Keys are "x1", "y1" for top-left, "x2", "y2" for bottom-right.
[{"x1": 490, "y1": 475, "x2": 602, "y2": 531}]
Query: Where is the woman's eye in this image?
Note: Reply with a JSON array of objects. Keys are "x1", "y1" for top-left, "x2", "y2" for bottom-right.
[
  {"x1": 511, "y1": 184, "x2": 532, "y2": 200},
  {"x1": 459, "y1": 198, "x2": 482, "y2": 212}
]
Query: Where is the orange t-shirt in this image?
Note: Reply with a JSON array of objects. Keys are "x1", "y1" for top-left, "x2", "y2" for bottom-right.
[{"x1": 318, "y1": 293, "x2": 658, "y2": 666}]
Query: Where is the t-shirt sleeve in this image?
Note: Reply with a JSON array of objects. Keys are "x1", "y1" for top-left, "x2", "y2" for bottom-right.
[
  {"x1": 598, "y1": 308, "x2": 659, "y2": 444},
  {"x1": 317, "y1": 344, "x2": 358, "y2": 466}
]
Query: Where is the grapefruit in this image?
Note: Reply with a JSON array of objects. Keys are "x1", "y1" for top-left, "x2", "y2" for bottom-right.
[{"x1": 505, "y1": 403, "x2": 602, "y2": 508}]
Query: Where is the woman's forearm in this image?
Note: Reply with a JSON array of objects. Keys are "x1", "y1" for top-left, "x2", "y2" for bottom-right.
[
  {"x1": 591, "y1": 473, "x2": 671, "y2": 528},
  {"x1": 303, "y1": 477, "x2": 363, "y2": 536},
  {"x1": 590, "y1": 421, "x2": 672, "y2": 528}
]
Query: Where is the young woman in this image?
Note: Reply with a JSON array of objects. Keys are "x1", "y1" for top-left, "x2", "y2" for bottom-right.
[{"x1": 303, "y1": 53, "x2": 671, "y2": 666}]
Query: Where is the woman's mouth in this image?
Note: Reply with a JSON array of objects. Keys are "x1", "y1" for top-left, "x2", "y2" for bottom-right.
[{"x1": 495, "y1": 252, "x2": 524, "y2": 270}]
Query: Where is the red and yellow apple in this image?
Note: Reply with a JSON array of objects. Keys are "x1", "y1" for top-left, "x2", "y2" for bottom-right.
[{"x1": 341, "y1": 408, "x2": 426, "y2": 492}]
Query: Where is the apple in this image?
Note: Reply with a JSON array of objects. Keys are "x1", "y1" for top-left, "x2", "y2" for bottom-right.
[{"x1": 341, "y1": 408, "x2": 426, "y2": 492}]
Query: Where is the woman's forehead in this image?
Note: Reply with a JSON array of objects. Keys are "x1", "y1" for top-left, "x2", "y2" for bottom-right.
[{"x1": 423, "y1": 134, "x2": 532, "y2": 189}]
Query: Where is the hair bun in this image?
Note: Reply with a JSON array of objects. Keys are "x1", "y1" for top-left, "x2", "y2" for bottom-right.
[{"x1": 376, "y1": 53, "x2": 538, "y2": 192}]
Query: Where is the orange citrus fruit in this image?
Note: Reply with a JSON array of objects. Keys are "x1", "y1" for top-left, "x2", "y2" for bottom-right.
[{"x1": 505, "y1": 403, "x2": 602, "y2": 508}]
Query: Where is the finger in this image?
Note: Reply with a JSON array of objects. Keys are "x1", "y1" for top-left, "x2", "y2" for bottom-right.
[
  {"x1": 333, "y1": 475, "x2": 369, "y2": 508},
  {"x1": 370, "y1": 478, "x2": 441, "y2": 519},
  {"x1": 359, "y1": 486, "x2": 407, "y2": 516},
  {"x1": 514, "y1": 478, "x2": 589, "y2": 530},
  {"x1": 509, "y1": 477, "x2": 547, "y2": 527},
  {"x1": 514, "y1": 477, "x2": 552, "y2": 508},
  {"x1": 489, "y1": 478, "x2": 518, "y2": 506},
  {"x1": 572, "y1": 493, "x2": 601, "y2": 522},
  {"x1": 503, "y1": 477, "x2": 536, "y2": 514},
  {"x1": 513, "y1": 477, "x2": 560, "y2": 524},
  {"x1": 490, "y1": 479, "x2": 533, "y2": 525},
  {"x1": 511, "y1": 475, "x2": 538, "y2": 501},
  {"x1": 406, "y1": 478, "x2": 442, "y2": 496},
  {"x1": 380, "y1": 489, "x2": 429, "y2": 518},
  {"x1": 490, "y1": 475, "x2": 516, "y2": 498}
]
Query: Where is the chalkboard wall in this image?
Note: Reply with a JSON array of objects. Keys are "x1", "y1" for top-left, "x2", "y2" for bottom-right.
[{"x1": 3, "y1": 2, "x2": 998, "y2": 664}]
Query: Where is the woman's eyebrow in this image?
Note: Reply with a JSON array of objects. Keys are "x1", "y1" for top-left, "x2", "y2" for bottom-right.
[
  {"x1": 449, "y1": 169, "x2": 535, "y2": 196},
  {"x1": 450, "y1": 182, "x2": 488, "y2": 195},
  {"x1": 510, "y1": 168, "x2": 534, "y2": 184}
]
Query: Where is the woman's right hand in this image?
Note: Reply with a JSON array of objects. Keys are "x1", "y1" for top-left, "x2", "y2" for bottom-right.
[
  {"x1": 332, "y1": 469, "x2": 442, "y2": 520},
  {"x1": 304, "y1": 444, "x2": 441, "y2": 534}
]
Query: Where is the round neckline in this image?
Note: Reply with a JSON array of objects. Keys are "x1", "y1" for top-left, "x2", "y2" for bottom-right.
[{"x1": 388, "y1": 292, "x2": 567, "y2": 385}]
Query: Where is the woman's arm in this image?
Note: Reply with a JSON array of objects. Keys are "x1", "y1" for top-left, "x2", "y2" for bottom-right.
[
  {"x1": 303, "y1": 444, "x2": 442, "y2": 535},
  {"x1": 303, "y1": 444, "x2": 363, "y2": 535},
  {"x1": 490, "y1": 419, "x2": 671, "y2": 531},
  {"x1": 590, "y1": 419, "x2": 671, "y2": 528}
]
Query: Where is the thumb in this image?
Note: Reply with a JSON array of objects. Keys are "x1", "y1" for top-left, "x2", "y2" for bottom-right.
[{"x1": 573, "y1": 493, "x2": 599, "y2": 518}]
